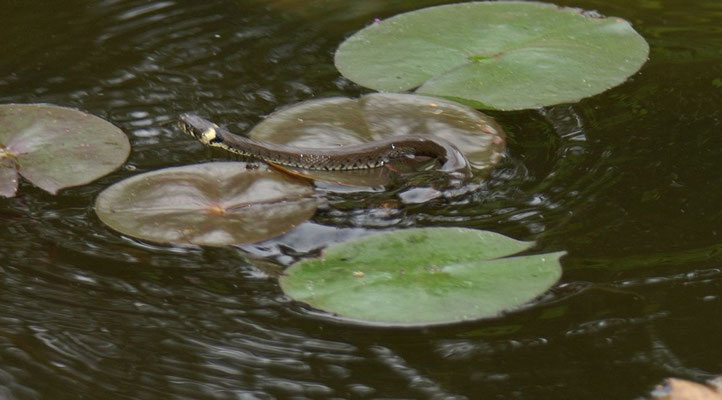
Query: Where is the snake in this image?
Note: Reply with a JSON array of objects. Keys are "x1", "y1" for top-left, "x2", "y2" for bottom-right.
[{"x1": 178, "y1": 113, "x2": 471, "y2": 177}]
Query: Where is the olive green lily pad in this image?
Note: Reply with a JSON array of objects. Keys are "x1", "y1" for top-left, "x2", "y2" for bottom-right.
[
  {"x1": 335, "y1": 2, "x2": 649, "y2": 110},
  {"x1": 0, "y1": 104, "x2": 130, "y2": 197},
  {"x1": 249, "y1": 93, "x2": 505, "y2": 185},
  {"x1": 95, "y1": 162, "x2": 318, "y2": 246},
  {"x1": 280, "y1": 227, "x2": 564, "y2": 326}
]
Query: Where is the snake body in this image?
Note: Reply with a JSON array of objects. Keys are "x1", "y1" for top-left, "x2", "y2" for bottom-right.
[{"x1": 179, "y1": 113, "x2": 470, "y2": 176}]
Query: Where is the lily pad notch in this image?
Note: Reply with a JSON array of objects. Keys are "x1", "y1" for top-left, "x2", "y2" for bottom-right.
[
  {"x1": 0, "y1": 104, "x2": 130, "y2": 197},
  {"x1": 335, "y1": 1, "x2": 650, "y2": 110}
]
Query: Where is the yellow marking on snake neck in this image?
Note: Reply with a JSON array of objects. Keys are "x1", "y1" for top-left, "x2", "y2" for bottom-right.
[{"x1": 201, "y1": 127, "x2": 218, "y2": 144}]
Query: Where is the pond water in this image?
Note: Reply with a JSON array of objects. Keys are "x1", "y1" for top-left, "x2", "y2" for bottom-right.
[{"x1": 1, "y1": 0, "x2": 721, "y2": 398}]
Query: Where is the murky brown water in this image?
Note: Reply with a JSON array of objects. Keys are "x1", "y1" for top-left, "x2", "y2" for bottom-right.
[{"x1": 2, "y1": 0, "x2": 721, "y2": 398}]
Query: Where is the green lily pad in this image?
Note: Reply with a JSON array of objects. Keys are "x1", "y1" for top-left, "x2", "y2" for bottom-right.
[
  {"x1": 335, "y1": 2, "x2": 649, "y2": 110},
  {"x1": 280, "y1": 227, "x2": 564, "y2": 326},
  {"x1": 95, "y1": 162, "x2": 319, "y2": 246},
  {"x1": 0, "y1": 104, "x2": 130, "y2": 197},
  {"x1": 248, "y1": 93, "x2": 505, "y2": 185}
]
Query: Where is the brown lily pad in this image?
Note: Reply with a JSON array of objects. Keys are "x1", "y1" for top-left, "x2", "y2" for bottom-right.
[
  {"x1": 95, "y1": 162, "x2": 319, "y2": 246},
  {"x1": 248, "y1": 93, "x2": 506, "y2": 186}
]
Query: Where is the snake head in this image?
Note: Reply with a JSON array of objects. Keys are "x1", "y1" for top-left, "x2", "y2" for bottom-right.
[{"x1": 179, "y1": 113, "x2": 222, "y2": 145}]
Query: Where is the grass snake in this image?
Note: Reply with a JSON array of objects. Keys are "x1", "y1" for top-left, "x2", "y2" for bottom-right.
[{"x1": 179, "y1": 113, "x2": 471, "y2": 178}]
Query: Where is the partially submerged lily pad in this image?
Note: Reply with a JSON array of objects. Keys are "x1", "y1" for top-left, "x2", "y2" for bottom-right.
[
  {"x1": 95, "y1": 162, "x2": 318, "y2": 246},
  {"x1": 280, "y1": 227, "x2": 564, "y2": 326},
  {"x1": 0, "y1": 104, "x2": 130, "y2": 197},
  {"x1": 651, "y1": 378, "x2": 722, "y2": 400},
  {"x1": 335, "y1": 2, "x2": 649, "y2": 110},
  {"x1": 249, "y1": 93, "x2": 506, "y2": 185}
]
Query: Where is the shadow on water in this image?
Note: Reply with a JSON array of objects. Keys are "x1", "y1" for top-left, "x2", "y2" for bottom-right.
[{"x1": 1, "y1": 0, "x2": 722, "y2": 398}]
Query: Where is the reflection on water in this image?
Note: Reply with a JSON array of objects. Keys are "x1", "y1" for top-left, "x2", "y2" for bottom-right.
[{"x1": 1, "y1": 0, "x2": 722, "y2": 398}]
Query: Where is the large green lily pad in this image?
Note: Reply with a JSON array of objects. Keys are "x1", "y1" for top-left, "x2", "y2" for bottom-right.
[
  {"x1": 95, "y1": 162, "x2": 319, "y2": 246},
  {"x1": 0, "y1": 104, "x2": 130, "y2": 197},
  {"x1": 280, "y1": 227, "x2": 564, "y2": 326},
  {"x1": 248, "y1": 93, "x2": 505, "y2": 185},
  {"x1": 335, "y1": 2, "x2": 649, "y2": 110}
]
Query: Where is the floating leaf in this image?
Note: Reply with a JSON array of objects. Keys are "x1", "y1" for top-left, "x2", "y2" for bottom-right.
[
  {"x1": 95, "y1": 162, "x2": 318, "y2": 246},
  {"x1": 248, "y1": 93, "x2": 505, "y2": 185},
  {"x1": 280, "y1": 227, "x2": 564, "y2": 326},
  {"x1": 651, "y1": 378, "x2": 722, "y2": 400},
  {"x1": 335, "y1": 2, "x2": 649, "y2": 110},
  {"x1": 0, "y1": 104, "x2": 130, "y2": 197}
]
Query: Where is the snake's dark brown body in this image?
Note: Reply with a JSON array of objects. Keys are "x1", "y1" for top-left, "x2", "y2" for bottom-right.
[{"x1": 179, "y1": 113, "x2": 470, "y2": 176}]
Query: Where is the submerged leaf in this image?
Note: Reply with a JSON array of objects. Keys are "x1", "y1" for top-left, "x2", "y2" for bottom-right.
[
  {"x1": 280, "y1": 227, "x2": 564, "y2": 326},
  {"x1": 335, "y1": 2, "x2": 649, "y2": 110},
  {"x1": 0, "y1": 104, "x2": 130, "y2": 196},
  {"x1": 95, "y1": 162, "x2": 318, "y2": 246}
]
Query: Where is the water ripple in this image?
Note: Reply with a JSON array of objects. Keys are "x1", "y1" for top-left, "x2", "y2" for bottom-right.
[{"x1": 2, "y1": 0, "x2": 722, "y2": 399}]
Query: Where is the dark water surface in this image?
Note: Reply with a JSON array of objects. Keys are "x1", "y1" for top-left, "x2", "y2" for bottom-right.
[{"x1": 2, "y1": 0, "x2": 721, "y2": 398}]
